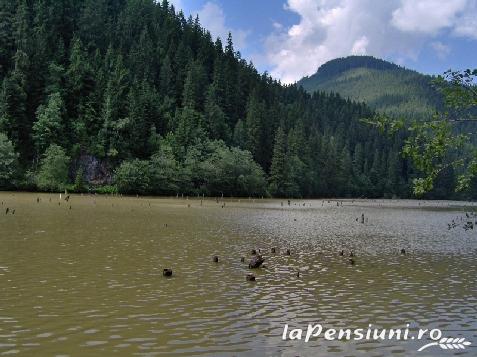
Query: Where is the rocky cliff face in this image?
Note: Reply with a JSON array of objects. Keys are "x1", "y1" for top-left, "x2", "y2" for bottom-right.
[{"x1": 74, "y1": 155, "x2": 112, "y2": 185}]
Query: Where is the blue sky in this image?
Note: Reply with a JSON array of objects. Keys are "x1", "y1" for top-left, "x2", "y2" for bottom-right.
[{"x1": 171, "y1": 0, "x2": 477, "y2": 83}]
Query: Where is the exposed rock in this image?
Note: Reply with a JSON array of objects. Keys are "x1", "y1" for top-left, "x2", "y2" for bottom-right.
[{"x1": 73, "y1": 155, "x2": 113, "y2": 186}]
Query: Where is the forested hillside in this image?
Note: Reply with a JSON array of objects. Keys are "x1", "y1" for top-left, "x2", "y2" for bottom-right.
[
  {"x1": 298, "y1": 56, "x2": 442, "y2": 120},
  {"x1": 0, "y1": 0, "x2": 456, "y2": 198}
]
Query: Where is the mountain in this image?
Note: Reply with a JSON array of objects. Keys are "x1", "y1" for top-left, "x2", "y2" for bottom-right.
[
  {"x1": 3, "y1": 0, "x2": 463, "y2": 199},
  {"x1": 298, "y1": 56, "x2": 442, "y2": 119}
]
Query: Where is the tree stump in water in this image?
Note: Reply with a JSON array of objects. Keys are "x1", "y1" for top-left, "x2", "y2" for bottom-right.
[{"x1": 248, "y1": 255, "x2": 264, "y2": 269}]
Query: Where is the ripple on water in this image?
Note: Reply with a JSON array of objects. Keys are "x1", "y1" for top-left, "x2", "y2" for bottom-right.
[{"x1": 0, "y1": 195, "x2": 476, "y2": 356}]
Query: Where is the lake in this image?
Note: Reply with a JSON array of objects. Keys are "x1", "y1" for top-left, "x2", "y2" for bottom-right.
[{"x1": 1, "y1": 192, "x2": 476, "y2": 356}]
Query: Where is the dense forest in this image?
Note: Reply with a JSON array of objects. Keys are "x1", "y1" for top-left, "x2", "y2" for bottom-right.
[
  {"x1": 0, "y1": 0, "x2": 470, "y2": 198},
  {"x1": 298, "y1": 56, "x2": 443, "y2": 120}
]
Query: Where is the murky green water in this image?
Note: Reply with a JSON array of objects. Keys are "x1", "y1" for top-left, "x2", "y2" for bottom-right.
[{"x1": 1, "y1": 192, "x2": 476, "y2": 356}]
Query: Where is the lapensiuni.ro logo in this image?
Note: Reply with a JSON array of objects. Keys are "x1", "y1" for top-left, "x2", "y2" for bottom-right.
[{"x1": 282, "y1": 324, "x2": 472, "y2": 352}]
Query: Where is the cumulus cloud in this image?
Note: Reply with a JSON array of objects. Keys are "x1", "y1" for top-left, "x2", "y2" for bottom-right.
[
  {"x1": 265, "y1": 0, "x2": 477, "y2": 83},
  {"x1": 351, "y1": 36, "x2": 369, "y2": 55},
  {"x1": 452, "y1": 1, "x2": 477, "y2": 39},
  {"x1": 391, "y1": 0, "x2": 467, "y2": 34},
  {"x1": 195, "y1": 2, "x2": 249, "y2": 52}
]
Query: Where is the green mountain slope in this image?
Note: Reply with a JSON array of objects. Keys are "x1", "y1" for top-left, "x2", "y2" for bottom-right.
[
  {"x1": 298, "y1": 56, "x2": 442, "y2": 119},
  {"x1": 2, "y1": 1, "x2": 467, "y2": 199}
]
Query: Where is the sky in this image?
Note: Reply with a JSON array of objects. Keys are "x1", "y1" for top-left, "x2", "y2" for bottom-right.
[{"x1": 170, "y1": 0, "x2": 477, "y2": 84}]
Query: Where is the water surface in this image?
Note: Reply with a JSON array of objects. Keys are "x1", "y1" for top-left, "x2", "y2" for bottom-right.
[{"x1": 1, "y1": 193, "x2": 476, "y2": 356}]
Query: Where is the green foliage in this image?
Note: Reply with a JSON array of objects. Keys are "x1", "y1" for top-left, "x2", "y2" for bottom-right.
[
  {"x1": 113, "y1": 139, "x2": 266, "y2": 197},
  {"x1": 0, "y1": 53, "x2": 28, "y2": 159},
  {"x1": 0, "y1": 0, "x2": 428, "y2": 198},
  {"x1": 94, "y1": 185, "x2": 118, "y2": 195},
  {"x1": 366, "y1": 68, "x2": 477, "y2": 197},
  {"x1": 36, "y1": 144, "x2": 70, "y2": 192},
  {"x1": 0, "y1": 132, "x2": 18, "y2": 188},
  {"x1": 198, "y1": 141, "x2": 266, "y2": 196},
  {"x1": 114, "y1": 159, "x2": 151, "y2": 195},
  {"x1": 149, "y1": 145, "x2": 181, "y2": 195},
  {"x1": 73, "y1": 166, "x2": 87, "y2": 192},
  {"x1": 269, "y1": 127, "x2": 287, "y2": 196},
  {"x1": 435, "y1": 69, "x2": 477, "y2": 111},
  {"x1": 33, "y1": 92, "x2": 64, "y2": 156}
]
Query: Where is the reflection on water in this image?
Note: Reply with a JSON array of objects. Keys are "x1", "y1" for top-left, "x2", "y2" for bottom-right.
[{"x1": 0, "y1": 193, "x2": 476, "y2": 356}]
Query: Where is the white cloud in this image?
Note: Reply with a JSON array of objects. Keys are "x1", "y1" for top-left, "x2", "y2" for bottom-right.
[
  {"x1": 431, "y1": 41, "x2": 451, "y2": 59},
  {"x1": 195, "y1": 2, "x2": 249, "y2": 52},
  {"x1": 265, "y1": 0, "x2": 477, "y2": 83},
  {"x1": 452, "y1": 1, "x2": 477, "y2": 39},
  {"x1": 391, "y1": 0, "x2": 467, "y2": 34},
  {"x1": 351, "y1": 36, "x2": 369, "y2": 55}
]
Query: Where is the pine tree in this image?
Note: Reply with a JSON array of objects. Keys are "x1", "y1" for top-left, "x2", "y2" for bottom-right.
[
  {"x1": 269, "y1": 127, "x2": 286, "y2": 196},
  {"x1": 233, "y1": 119, "x2": 246, "y2": 148},
  {"x1": 0, "y1": 50, "x2": 29, "y2": 160},
  {"x1": 245, "y1": 89, "x2": 264, "y2": 164},
  {"x1": 33, "y1": 92, "x2": 65, "y2": 157},
  {"x1": 98, "y1": 53, "x2": 129, "y2": 159},
  {"x1": 14, "y1": 0, "x2": 30, "y2": 53},
  {"x1": 0, "y1": 0, "x2": 14, "y2": 78},
  {"x1": 159, "y1": 54, "x2": 175, "y2": 98},
  {"x1": 204, "y1": 85, "x2": 230, "y2": 142},
  {"x1": 0, "y1": 0, "x2": 419, "y2": 198},
  {"x1": 66, "y1": 37, "x2": 95, "y2": 121},
  {"x1": 339, "y1": 147, "x2": 353, "y2": 196},
  {"x1": 0, "y1": 132, "x2": 18, "y2": 188}
]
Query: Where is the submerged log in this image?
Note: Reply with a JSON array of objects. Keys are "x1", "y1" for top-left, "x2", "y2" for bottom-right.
[
  {"x1": 248, "y1": 255, "x2": 264, "y2": 269},
  {"x1": 246, "y1": 273, "x2": 256, "y2": 281}
]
